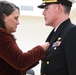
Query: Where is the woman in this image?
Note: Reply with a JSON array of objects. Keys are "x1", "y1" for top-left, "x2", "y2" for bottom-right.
[{"x1": 0, "y1": 1, "x2": 50, "y2": 75}]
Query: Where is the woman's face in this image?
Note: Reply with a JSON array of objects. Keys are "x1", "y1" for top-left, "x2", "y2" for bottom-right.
[{"x1": 4, "y1": 9, "x2": 19, "y2": 33}]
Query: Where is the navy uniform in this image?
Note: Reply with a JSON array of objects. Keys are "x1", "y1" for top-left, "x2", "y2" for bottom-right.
[{"x1": 38, "y1": 0, "x2": 76, "y2": 75}]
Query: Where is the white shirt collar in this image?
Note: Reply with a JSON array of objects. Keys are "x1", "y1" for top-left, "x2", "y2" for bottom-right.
[{"x1": 54, "y1": 19, "x2": 68, "y2": 32}]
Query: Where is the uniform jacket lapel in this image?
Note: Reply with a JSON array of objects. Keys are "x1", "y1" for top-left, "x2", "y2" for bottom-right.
[
  {"x1": 46, "y1": 18, "x2": 72, "y2": 45},
  {"x1": 45, "y1": 19, "x2": 74, "y2": 54}
]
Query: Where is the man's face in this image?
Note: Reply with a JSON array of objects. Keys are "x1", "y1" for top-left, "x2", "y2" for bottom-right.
[{"x1": 42, "y1": 4, "x2": 59, "y2": 27}]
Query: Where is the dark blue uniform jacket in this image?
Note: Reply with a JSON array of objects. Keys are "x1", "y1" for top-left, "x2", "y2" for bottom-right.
[{"x1": 41, "y1": 18, "x2": 76, "y2": 75}]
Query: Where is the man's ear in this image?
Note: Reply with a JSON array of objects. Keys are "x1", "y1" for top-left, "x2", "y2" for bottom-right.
[{"x1": 56, "y1": 4, "x2": 63, "y2": 13}]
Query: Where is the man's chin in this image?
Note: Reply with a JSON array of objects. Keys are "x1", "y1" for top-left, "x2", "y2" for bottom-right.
[{"x1": 45, "y1": 23, "x2": 50, "y2": 26}]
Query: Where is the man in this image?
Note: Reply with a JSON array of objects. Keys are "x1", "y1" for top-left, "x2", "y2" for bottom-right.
[{"x1": 38, "y1": 0, "x2": 76, "y2": 75}]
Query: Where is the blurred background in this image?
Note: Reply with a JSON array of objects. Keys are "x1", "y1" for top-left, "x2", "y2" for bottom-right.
[{"x1": 2, "y1": 0, "x2": 76, "y2": 75}]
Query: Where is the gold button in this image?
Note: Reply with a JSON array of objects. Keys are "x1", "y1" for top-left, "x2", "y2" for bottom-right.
[
  {"x1": 57, "y1": 37, "x2": 61, "y2": 40},
  {"x1": 54, "y1": 47, "x2": 56, "y2": 50},
  {"x1": 47, "y1": 61, "x2": 49, "y2": 64}
]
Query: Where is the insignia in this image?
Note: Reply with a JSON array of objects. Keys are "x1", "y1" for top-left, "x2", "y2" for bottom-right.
[
  {"x1": 42, "y1": 0, "x2": 57, "y2": 3},
  {"x1": 52, "y1": 41, "x2": 61, "y2": 47}
]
